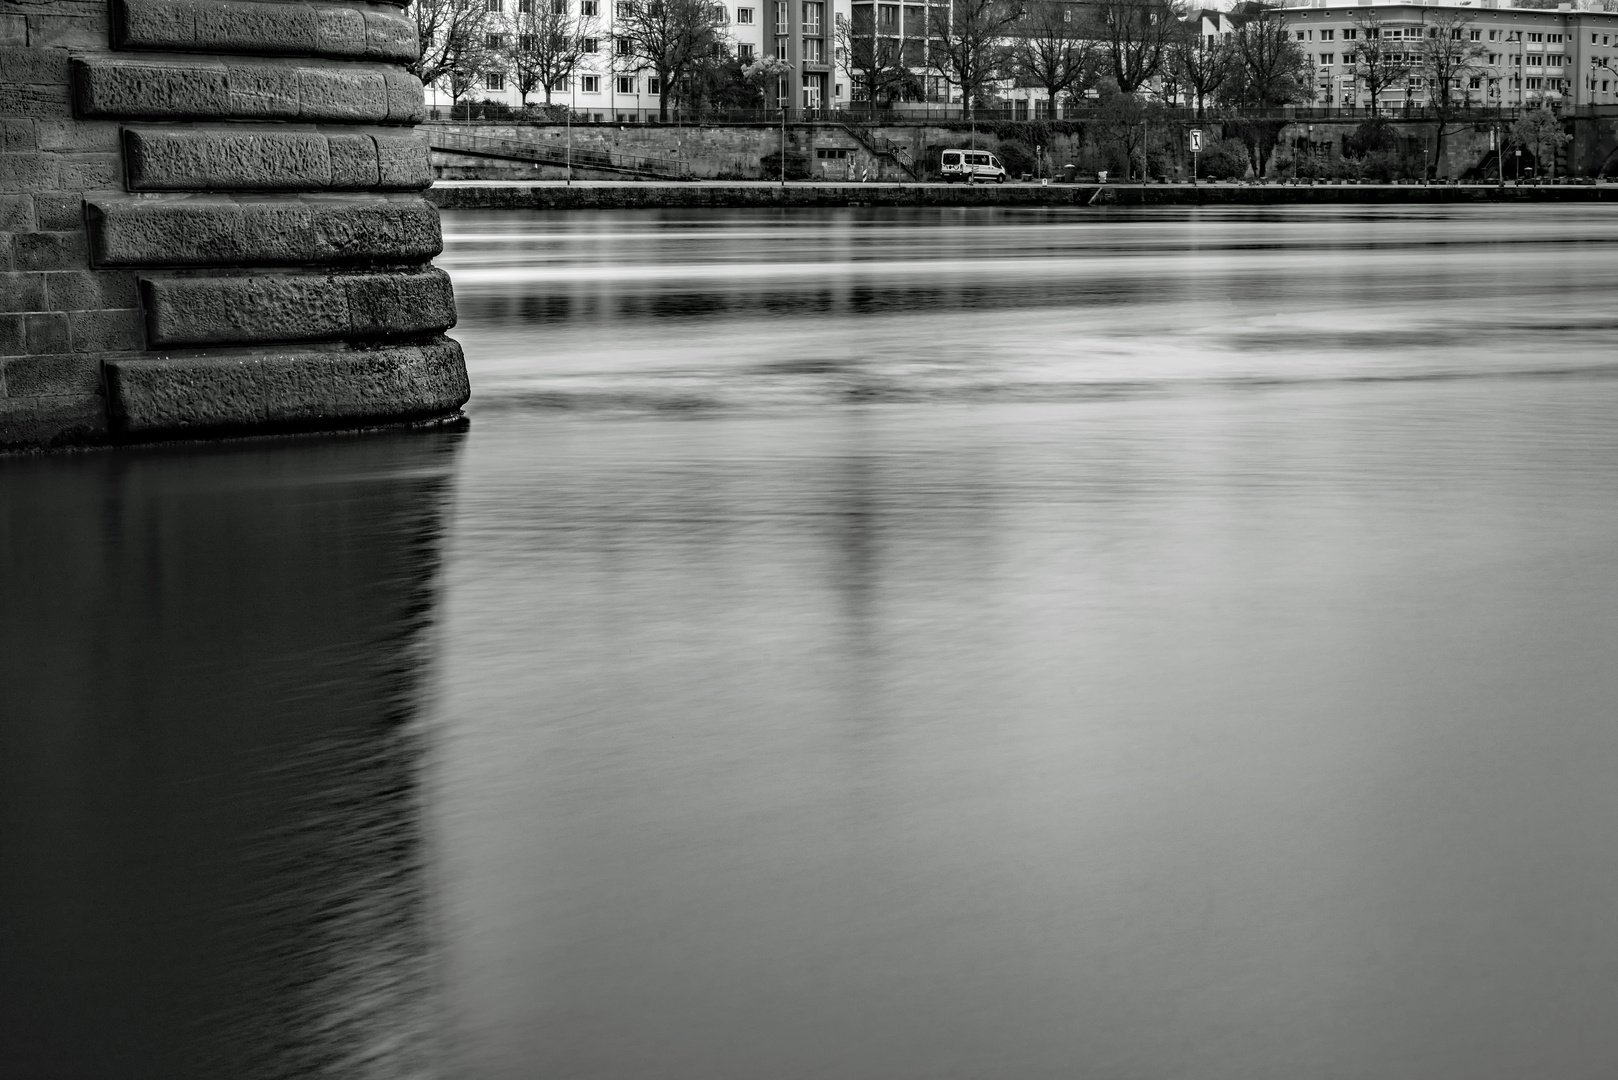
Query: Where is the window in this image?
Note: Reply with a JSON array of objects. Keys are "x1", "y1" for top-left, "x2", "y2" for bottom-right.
[
  {"x1": 777, "y1": 1, "x2": 789, "y2": 25},
  {"x1": 1469, "y1": 29, "x2": 1480, "y2": 41},
  {"x1": 616, "y1": 1, "x2": 634, "y2": 16},
  {"x1": 616, "y1": 36, "x2": 630, "y2": 54},
  {"x1": 802, "y1": 0, "x2": 823, "y2": 34},
  {"x1": 1488, "y1": 53, "x2": 1498, "y2": 64},
  {"x1": 520, "y1": 33, "x2": 536, "y2": 49},
  {"x1": 1320, "y1": 28, "x2": 1333, "y2": 40},
  {"x1": 738, "y1": 5, "x2": 754, "y2": 22},
  {"x1": 1527, "y1": 76, "x2": 1543, "y2": 89},
  {"x1": 647, "y1": 77, "x2": 660, "y2": 94},
  {"x1": 878, "y1": 3, "x2": 896, "y2": 31},
  {"x1": 1549, "y1": 33, "x2": 1562, "y2": 43},
  {"x1": 485, "y1": 71, "x2": 505, "y2": 90},
  {"x1": 519, "y1": 0, "x2": 532, "y2": 10},
  {"x1": 581, "y1": 0, "x2": 597, "y2": 12},
  {"x1": 582, "y1": 36, "x2": 598, "y2": 51},
  {"x1": 738, "y1": 42, "x2": 755, "y2": 60},
  {"x1": 1319, "y1": 52, "x2": 1333, "y2": 65},
  {"x1": 582, "y1": 74, "x2": 600, "y2": 91},
  {"x1": 1606, "y1": 34, "x2": 1612, "y2": 46},
  {"x1": 486, "y1": 32, "x2": 504, "y2": 49},
  {"x1": 775, "y1": 36, "x2": 788, "y2": 58},
  {"x1": 1527, "y1": 54, "x2": 1543, "y2": 66},
  {"x1": 617, "y1": 75, "x2": 635, "y2": 93},
  {"x1": 486, "y1": 0, "x2": 501, "y2": 10},
  {"x1": 1342, "y1": 28, "x2": 1356, "y2": 40},
  {"x1": 1295, "y1": 30, "x2": 1305, "y2": 40},
  {"x1": 1528, "y1": 32, "x2": 1542, "y2": 42},
  {"x1": 1489, "y1": 29, "x2": 1498, "y2": 41},
  {"x1": 1469, "y1": 75, "x2": 1481, "y2": 88},
  {"x1": 1343, "y1": 50, "x2": 1355, "y2": 65},
  {"x1": 803, "y1": 36, "x2": 824, "y2": 61}
]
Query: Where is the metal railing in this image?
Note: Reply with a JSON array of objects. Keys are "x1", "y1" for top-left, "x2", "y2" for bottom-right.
[{"x1": 426, "y1": 128, "x2": 694, "y2": 178}]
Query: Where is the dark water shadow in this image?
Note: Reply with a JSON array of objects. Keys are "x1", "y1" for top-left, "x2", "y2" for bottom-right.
[{"x1": 0, "y1": 429, "x2": 465, "y2": 1080}]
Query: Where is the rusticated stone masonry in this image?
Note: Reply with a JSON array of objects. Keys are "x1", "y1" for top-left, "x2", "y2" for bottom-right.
[{"x1": 1, "y1": 0, "x2": 468, "y2": 448}]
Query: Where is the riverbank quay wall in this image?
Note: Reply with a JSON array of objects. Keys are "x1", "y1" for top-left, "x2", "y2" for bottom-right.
[
  {"x1": 1, "y1": 0, "x2": 469, "y2": 451},
  {"x1": 429, "y1": 113, "x2": 1618, "y2": 184},
  {"x1": 429, "y1": 181, "x2": 1618, "y2": 212}
]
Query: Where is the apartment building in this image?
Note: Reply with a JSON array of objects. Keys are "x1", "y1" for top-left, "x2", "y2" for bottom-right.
[
  {"x1": 432, "y1": 0, "x2": 853, "y2": 119},
  {"x1": 1282, "y1": 1, "x2": 1618, "y2": 109}
]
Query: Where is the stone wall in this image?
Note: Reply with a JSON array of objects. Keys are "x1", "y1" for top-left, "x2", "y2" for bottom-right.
[{"x1": 1, "y1": 0, "x2": 468, "y2": 449}]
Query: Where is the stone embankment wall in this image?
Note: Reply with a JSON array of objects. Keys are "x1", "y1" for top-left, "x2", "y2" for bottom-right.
[
  {"x1": 429, "y1": 181, "x2": 1618, "y2": 211},
  {"x1": 2, "y1": 0, "x2": 468, "y2": 450}
]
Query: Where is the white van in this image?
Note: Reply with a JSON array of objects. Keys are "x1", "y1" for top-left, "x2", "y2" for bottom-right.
[{"x1": 940, "y1": 149, "x2": 1008, "y2": 184}]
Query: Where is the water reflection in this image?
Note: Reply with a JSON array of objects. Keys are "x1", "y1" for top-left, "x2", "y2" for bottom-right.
[{"x1": 0, "y1": 431, "x2": 463, "y2": 1080}]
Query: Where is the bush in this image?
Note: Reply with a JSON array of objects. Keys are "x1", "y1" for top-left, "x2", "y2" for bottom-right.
[
  {"x1": 1198, "y1": 138, "x2": 1248, "y2": 181},
  {"x1": 995, "y1": 140, "x2": 1036, "y2": 177},
  {"x1": 1342, "y1": 117, "x2": 1398, "y2": 159}
]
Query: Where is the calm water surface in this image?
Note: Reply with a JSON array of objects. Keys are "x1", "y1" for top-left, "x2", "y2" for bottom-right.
[{"x1": 6, "y1": 206, "x2": 1618, "y2": 1078}]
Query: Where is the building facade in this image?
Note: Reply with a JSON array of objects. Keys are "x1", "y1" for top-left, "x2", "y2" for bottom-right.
[
  {"x1": 1284, "y1": 1, "x2": 1618, "y2": 110},
  {"x1": 431, "y1": 0, "x2": 855, "y2": 119}
]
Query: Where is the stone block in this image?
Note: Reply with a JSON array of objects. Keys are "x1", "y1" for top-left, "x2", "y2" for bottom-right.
[
  {"x1": 0, "y1": 195, "x2": 34, "y2": 232},
  {"x1": 44, "y1": 269, "x2": 138, "y2": 309},
  {"x1": 33, "y1": 119, "x2": 122, "y2": 153},
  {"x1": 23, "y1": 311, "x2": 70, "y2": 354},
  {"x1": 116, "y1": 0, "x2": 198, "y2": 50},
  {"x1": 0, "y1": 82, "x2": 72, "y2": 119},
  {"x1": 124, "y1": 126, "x2": 332, "y2": 191},
  {"x1": 0, "y1": 46, "x2": 70, "y2": 86},
  {"x1": 0, "y1": 393, "x2": 109, "y2": 449},
  {"x1": 123, "y1": 128, "x2": 432, "y2": 192},
  {"x1": 344, "y1": 267, "x2": 456, "y2": 335},
  {"x1": 194, "y1": 0, "x2": 319, "y2": 52},
  {"x1": 328, "y1": 132, "x2": 381, "y2": 187},
  {"x1": 75, "y1": 57, "x2": 413, "y2": 123},
  {"x1": 382, "y1": 68, "x2": 425, "y2": 123},
  {"x1": 363, "y1": 8, "x2": 418, "y2": 63},
  {"x1": 142, "y1": 272, "x2": 351, "y2": 345},
  {"x1": 14, "y1": 231, "x2": 88, "y2": 271},
  {"x1": 0, "y1": 237, "x2": 11, "y2": 272},
  {"x1": 116, "y1": 0, "x2": 412, "y2": 60},
  {"x1": 74, "y1": 58, "x2": 232, "y2": 119},
  {"x1": 0, "y1": 313, "x2": 23, "y2": 356},
  {"x1": 25, "y1": 14, "x2": 106, "y2": 48},
  {"x1": 314, "y1": 4, "x2": 369, "y2": 55},
  {"x1": 32, "y1": 195, "x2": 84, "y2": 231},
  {"x1": 141, "y1": 268, "x2": 455, "y2": 346},
  {"x1": 3, "y1": 350, "x2": 104, "y2": 395},
  {"x1": 69, "y1": 308, "x2": 144, "y2": 353},
  {"x1": 1, "y1": 120, "x2": 35, "y2": 152},
  {"x1": 298, "y1": 66, "x2": 389, "y2": 122},
  {"x1": 374, "y1": 132, "x2": 432, "y2": 189},
  {"x1": 0, "y1": 152, "x2": 61, "y2": 194},
  {"x1": 60, "y1": 153, "x2": 123, "y2": 191},
  {"x1": 223, "y1": 62, "x2": 302, "y2": 119},
  {"x1": 0, "y1": 271, "x2": 47, "y2": 312},
  {"x1": 105, "y1": 337, "x2": 470, "y2": 435},
  {"x1": 0, "y1": 15, "x2": 27, "y2": 45},
  {"x1": 87, "y1": 194, "x2": 443, "y2": 267}
]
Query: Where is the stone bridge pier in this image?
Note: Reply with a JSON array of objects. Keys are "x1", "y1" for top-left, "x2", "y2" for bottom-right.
[{"x1": 1, "y1": 0, "x2": 469, "y2": 449}]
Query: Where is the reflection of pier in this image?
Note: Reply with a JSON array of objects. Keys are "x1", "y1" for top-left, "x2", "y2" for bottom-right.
[{"x1": 0, "y1": 430, "x2": 463, "y2": 1080}]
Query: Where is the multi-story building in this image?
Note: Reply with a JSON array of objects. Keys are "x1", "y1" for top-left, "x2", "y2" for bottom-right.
[
  {"x1": 432, "y1": 0, "x2": 851, "y2": 119},
  {"x1": 1281, "y1": 1, "x2": 1618, "y2": 110}
]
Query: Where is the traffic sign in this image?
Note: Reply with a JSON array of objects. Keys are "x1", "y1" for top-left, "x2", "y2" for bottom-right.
[{"x1": 1189, "y1": 129, "x2": 1203, "y2": 154}]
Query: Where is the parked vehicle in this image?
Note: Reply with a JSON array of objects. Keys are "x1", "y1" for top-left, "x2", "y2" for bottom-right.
[{"x1": 940, "y1": 149, "x2": 1007, "y2": 184}]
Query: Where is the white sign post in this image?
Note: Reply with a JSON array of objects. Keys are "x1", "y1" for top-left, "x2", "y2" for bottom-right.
[{"x1": 1189, "y1": 129, "x2": 1202, "y2": 182}]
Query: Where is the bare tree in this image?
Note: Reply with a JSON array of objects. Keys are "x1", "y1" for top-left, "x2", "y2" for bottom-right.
[
  {"x1": 927, "y1": 0, "x2": 1027, "y2": 119},
  {"x1": 616, "y1": 0, "x2": 730, "y2": 121},
  {"x1": 1093, "y1": 0, "x2": 1177, "y2": 95},
  {"x1": 1417, "y1": 10, "x2": 1487, "y2": 179},
  {"x1": 1346, "y1": 9, "x2": 1411, "y2": 117},
  {"x1": 1004, "y1": 1, "x2": 1099, "y2": 119},
  {"x1": 499, "y1": 0, "x2": 600, "y2": 106},
  {"x1": 1169, "y1": 23, "x2": 1232, "y2": 117},
  {"x1": 838, "y1": 7, "x2": 920, "y2": 117},
  {"x1": 1222, "y1": 3, "x2": 1310, "y2": 175},
  {"x1": 411, "y1": 0, "x2": 490, "y2": 90}
]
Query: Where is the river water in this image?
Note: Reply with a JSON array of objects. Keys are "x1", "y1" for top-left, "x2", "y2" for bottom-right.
[{"x1": 6, "y1": 206, "x2": 1618, "y2": 1078}]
